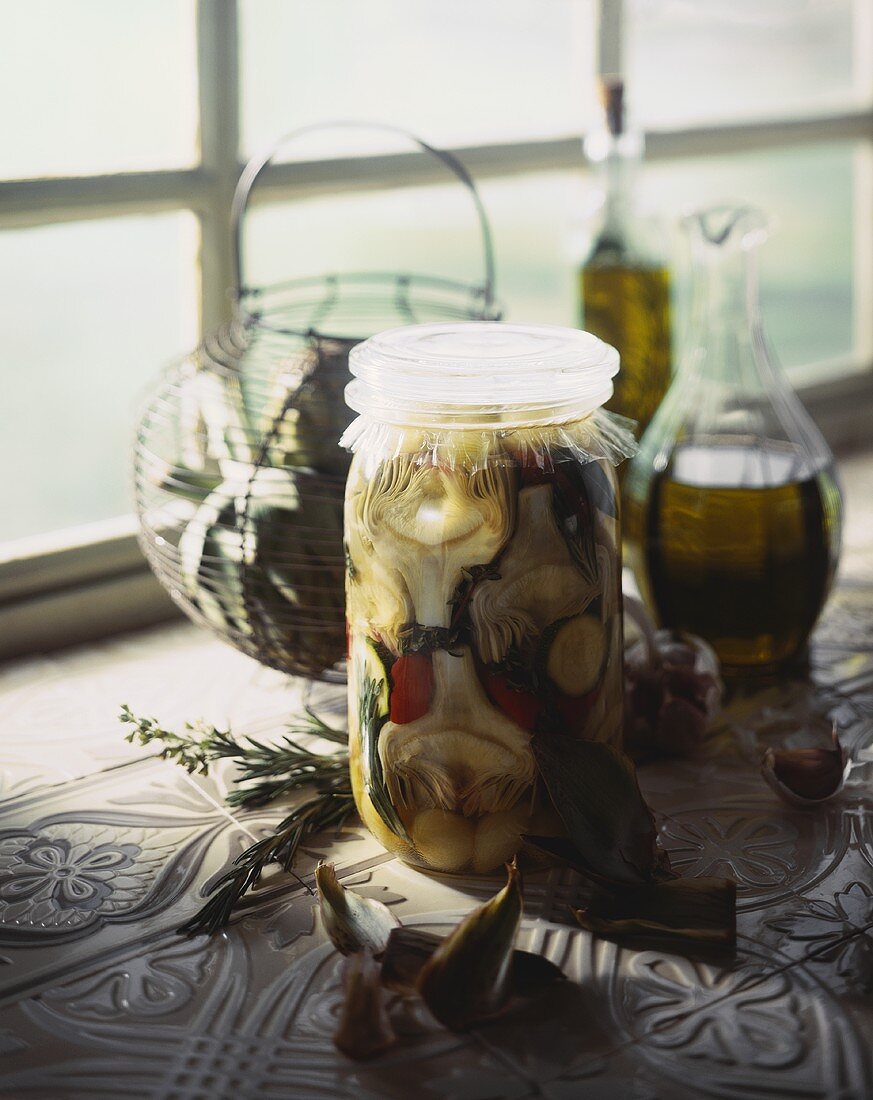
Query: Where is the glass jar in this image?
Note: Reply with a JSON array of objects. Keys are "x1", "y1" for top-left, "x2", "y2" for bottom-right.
[{"x1": 341, "y1": 322, "x2": 635, "y2": 874}]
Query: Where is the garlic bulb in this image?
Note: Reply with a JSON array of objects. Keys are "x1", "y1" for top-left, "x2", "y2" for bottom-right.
[
  {"x1": 355, "y1": 456, "x2": 515, "y2": 628},
  {"x1": 470, "y1": 484, "x2": 599, "y2": 664},
  {"x1": 380, "y1": 647, "x2": 535, "y2": 818}
]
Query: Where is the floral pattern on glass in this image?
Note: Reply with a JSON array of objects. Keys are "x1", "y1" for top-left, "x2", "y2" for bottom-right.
[{"x1": 0, "y1": 836, "x2": 140, "y2": 914}]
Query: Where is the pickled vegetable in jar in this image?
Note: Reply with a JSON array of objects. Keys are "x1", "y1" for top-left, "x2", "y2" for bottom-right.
[{"x1": 340, "y1": 323, "x2": 635, "y2": 874}]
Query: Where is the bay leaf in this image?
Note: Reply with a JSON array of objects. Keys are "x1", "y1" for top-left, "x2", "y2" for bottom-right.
[{"x1": 532, "y1": 733, "x2": 665, "y2": 885}]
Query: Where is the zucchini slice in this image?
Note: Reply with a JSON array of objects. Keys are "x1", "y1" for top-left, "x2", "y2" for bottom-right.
[{"x1": 545, "y1": 615, "x2": 605, "y2": 697}]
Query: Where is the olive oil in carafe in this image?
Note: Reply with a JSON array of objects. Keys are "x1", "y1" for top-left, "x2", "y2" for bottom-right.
[{"x1": 625, "y1": 441, "x2": 842, "y2": 672}]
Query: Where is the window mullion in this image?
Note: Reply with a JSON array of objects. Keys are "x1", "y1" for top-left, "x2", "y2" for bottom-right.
[
  {"x1": 855, "y1": 131, "x2": 873, "y2": 369},
  {"x1": 0, "y1": 169, "x2": 211, "y2": 230},
  {"x1": 197, "y1": 0, "x2": 240, "y2": 336}
]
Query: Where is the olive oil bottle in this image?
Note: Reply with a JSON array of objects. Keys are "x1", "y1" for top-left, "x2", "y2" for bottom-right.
[
  {"x1": 624, "y1": 206, "x2": 843, "y2": 674},
  {"x1": 579, "y1": 78, "x2": 672, "y2": 439}
]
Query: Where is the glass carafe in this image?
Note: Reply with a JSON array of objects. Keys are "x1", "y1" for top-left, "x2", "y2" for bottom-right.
[{"x1": 624, "y1": 205, "x2": 843, "y2": 674}]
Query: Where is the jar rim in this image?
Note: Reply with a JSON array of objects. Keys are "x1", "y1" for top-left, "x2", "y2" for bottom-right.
[{"x1": 345, "y1": 321, "x2": 620, "y2": 427}]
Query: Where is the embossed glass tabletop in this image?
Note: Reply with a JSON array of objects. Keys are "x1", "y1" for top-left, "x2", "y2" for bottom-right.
[{"x1": 0, "y1": 457, "x2": 871, "y2": 1100}]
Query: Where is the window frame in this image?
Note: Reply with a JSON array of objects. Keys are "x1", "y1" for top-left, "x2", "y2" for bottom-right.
[{"x1": 2, "y1": 0, "x2": 871, "y2": 658}]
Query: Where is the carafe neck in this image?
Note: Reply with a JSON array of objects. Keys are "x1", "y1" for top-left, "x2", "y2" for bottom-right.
[{"x1": 685, "y1": 206, "x2": 770, "y2": 388}]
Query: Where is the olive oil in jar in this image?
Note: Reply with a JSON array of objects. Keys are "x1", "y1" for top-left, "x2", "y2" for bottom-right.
[{"x1": 625, "y1": 441, "x2": 842, "y2": 672}]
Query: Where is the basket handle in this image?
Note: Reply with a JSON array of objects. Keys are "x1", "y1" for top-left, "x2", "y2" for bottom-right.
[{"x1": 230, "y1": 120, "x2": 496, "y2": 309}]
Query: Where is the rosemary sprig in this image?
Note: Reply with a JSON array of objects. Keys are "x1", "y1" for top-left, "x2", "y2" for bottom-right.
[
  {"x1": 119, "y1": 703, "x2": 234, "y2": 774},
  {"x1": 119, "y1": 703, "x2": 356, "y2": 933},
  {"x1": 179, "y1": 785, "x2": 355, "y2": 936},
  {"x1": 120, "y1": 703, "x2": 349, "y2": 809},
  {"x1": 359, "y1": 675, "x2": 408, "y2": 841}
]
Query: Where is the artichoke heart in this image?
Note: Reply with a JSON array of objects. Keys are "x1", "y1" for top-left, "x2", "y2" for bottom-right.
[
  {"x1": 380, "y1": 648, "x2": 535, "y2": 817},
  {"x1": 345, "y1": 494, "x2": 412, "y2": 654},
  {"x1": 356, "y1": 455, "x2": 515, "y2": 628},
  {"x1": 470, "y1": 484, "x2": 600, "y2": 664}
]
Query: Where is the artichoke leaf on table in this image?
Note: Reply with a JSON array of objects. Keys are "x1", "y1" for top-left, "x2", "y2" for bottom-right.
[{"x1": 417, "y1": 863, "x2": 523, "y2": 1031}]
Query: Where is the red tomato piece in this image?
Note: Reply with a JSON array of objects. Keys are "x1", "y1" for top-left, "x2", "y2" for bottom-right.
[
  {"x1": 481, "y1": 669, "x2": 542, "y2": 732},
  {"x1": 389, "y1": 653, "x2": 434, "y2": 724}
]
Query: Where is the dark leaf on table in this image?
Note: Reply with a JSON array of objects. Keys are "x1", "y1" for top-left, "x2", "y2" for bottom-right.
[
  {"x1": 417, "y1": 863, "x2": 523, "y2": 1031},
  {"x1": 574, "y1": 875, "x2": 737, "y2": 951},
  {"x1": 381, "y1": 925, "x2": 564, "y2": 999}
]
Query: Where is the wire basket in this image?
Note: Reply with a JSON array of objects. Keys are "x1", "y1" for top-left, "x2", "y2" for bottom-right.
[{"x1": 134, "y1": 123, "x2": 501, "y2": 682}]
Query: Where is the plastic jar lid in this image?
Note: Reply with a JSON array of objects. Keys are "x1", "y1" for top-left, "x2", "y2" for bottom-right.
[{"x1": 345, "y1": 321, "x2": 620, "y2": 428}]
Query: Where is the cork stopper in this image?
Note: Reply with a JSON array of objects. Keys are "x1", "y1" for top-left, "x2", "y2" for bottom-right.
[{"x1": 598, "y1": 76, "x2": 625, "y2": 137}]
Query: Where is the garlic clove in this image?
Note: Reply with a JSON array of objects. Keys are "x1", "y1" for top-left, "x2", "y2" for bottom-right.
[
  {"x1": 334, "y1": 951, "x2": 396, "y2": 1061},
  {"x1": 472, "y1": 804, "x2": 531, "y2": 873},
  {"x1": 761, "y1": 725, "x2": 849, "y2": 807},
  {"x1": 412, "y1": 809, "x2": 475, "y2": 872},
  {"x1": 315, "y1": 861, "x2": 400, "y2": 956}
]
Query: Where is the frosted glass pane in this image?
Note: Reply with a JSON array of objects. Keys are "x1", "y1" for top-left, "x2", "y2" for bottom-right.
[
  {"x1": 640, "y1": 144, "x2": 860, "y2": 371},
  {"x1": 247, "y1": 143, "x2": 862, "y2": 380},
  {"x1": 0, "y1": 214, "x2": 199, "y2": 542},
  {"x1": 479, "y1": 145, "x2": 859, "y2": 375},
  {"x1": 240, "y1": 0, "x2": 597, "y2": 158},
  {"x1": 628, "y1": 0, "x2": 873, "y2": 129},
  {"x1": 0, "y1": 0, "x2": 198, "y2": 180},
  {"x1": 243, "y1": 181, "x2": 494, "y2": 291}
]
